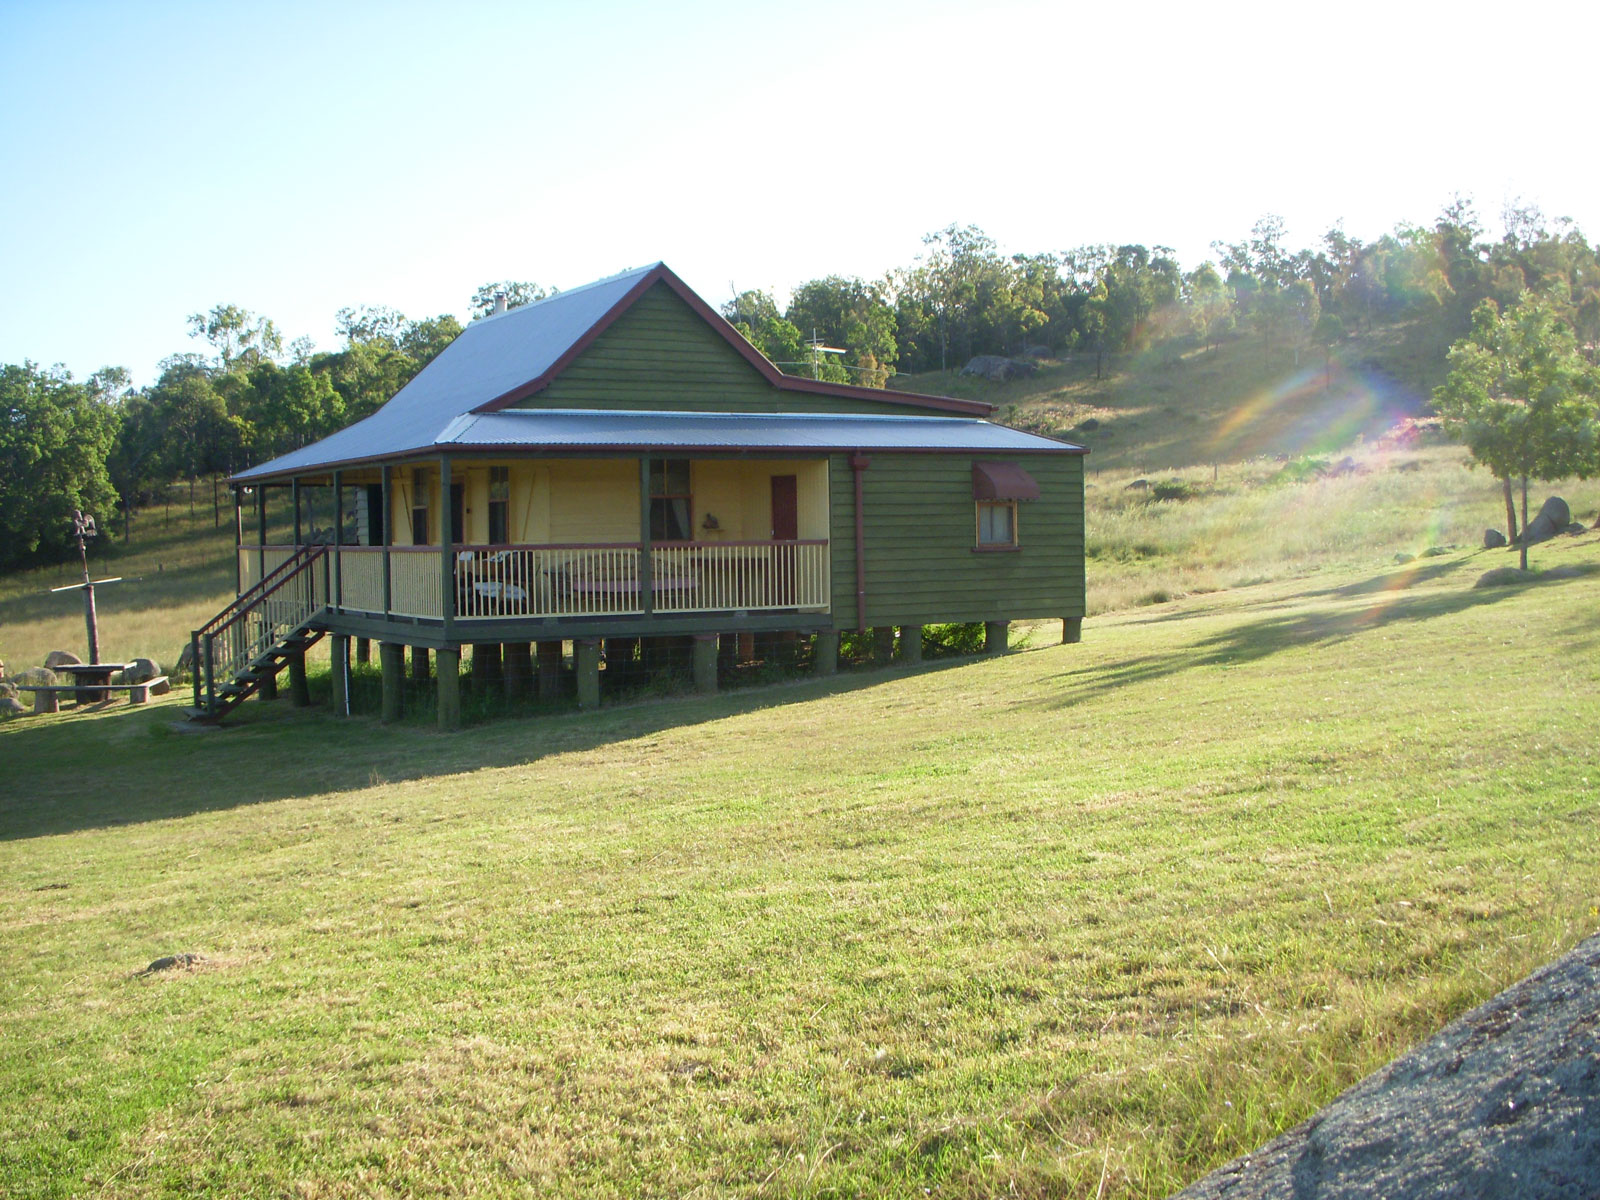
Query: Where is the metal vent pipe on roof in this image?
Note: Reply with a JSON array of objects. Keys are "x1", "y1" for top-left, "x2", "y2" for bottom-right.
[{"x1": 493, "y1": 291, "x2": 507, "y2": 316}]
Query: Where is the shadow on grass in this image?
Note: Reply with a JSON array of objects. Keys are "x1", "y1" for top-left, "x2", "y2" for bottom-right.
[
  {"x1": 0, "y1": 655, "x2": 975, "y2": 842},
  {"x1": 1029, "y1": 564, "x2": 1595, "y2": 710}
]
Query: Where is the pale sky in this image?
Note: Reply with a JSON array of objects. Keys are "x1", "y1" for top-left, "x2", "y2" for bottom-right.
[{"x1": 3, "y1": 0, "x2": 1595, "y2": 386}]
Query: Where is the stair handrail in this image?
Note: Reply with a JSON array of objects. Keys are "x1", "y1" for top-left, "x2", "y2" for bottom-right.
[
  {"x1": 191, "y1": 545, "x2": 330, "y2": 714},
  {"x1": 197, "y1": 544, "x2": 323, "y2": 639}
]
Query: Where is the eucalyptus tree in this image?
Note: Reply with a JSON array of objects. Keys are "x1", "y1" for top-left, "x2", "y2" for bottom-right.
[{"x1": 1434, "y1": 294, "x2": 1600, "y2": 566}]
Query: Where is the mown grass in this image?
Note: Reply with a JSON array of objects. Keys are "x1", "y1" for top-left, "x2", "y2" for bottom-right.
[{"x1": 3, "y1": 533, "x2": 1597, "y2": 1197}]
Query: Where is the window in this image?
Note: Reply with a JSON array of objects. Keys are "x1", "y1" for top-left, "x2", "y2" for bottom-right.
[
  {"x1": 649, "y1": 458, "x2": 692, "y2": 541},
  {"x1": 488, "y1": 466, "x2": 510, "y2": 544},
  {"x1": 411, "y1": 468, "x2": 431, "y2": 545},
  {"x1": 976, "y1": 501, "x2": 1017, "y2": 548}
]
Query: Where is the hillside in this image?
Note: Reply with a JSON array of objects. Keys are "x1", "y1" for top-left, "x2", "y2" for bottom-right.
[
  {"x1": 891, "y1": 319, "x2": 1455, "y2": 474},
  {"x1": 3, "y1": 532, "x2": 1597, "y2": 1197}
]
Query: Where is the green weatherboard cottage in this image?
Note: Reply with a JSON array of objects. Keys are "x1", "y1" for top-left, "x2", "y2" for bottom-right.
[{"x1": 193, "y1": 263, "x2": 1086, "y2": 727}]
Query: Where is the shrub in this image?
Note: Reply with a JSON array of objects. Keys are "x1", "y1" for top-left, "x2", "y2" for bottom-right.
[{"x1": 1150, "y1": 479, "x2": 1199, "y2": 502}]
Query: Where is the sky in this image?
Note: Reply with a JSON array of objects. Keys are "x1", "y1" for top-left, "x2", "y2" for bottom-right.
[{"x1": 3, "y1": 0, "x2": 1597, "y2": 387}]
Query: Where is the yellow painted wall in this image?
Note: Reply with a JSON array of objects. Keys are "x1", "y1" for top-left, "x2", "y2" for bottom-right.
[
  {"x1": 548, "y1": 460, "x2": 639, "y2": 543},
  {"x1": 381, "y1": 457, "x2": 827, "y2": 545},
  {"x1": 693, "y1": 459, "x2": 828, "y2": 541}
]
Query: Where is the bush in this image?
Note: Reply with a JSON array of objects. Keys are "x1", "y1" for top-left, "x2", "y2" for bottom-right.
[
  {"x1": 1150, "y1": 479, "x2": 1199, "y2": 502},
  {"x1": 921, "y1": 623, "x2": 986, "y2": 658}
]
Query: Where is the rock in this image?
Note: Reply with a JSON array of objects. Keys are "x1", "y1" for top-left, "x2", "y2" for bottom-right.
[
  {"x1": 1078, "y1": 417, "x2": 1101, "y2": 432},
  {"x1": 150, "y1": 678, "x2": 172, "y2": 696},
  {"x1": 1484, "y1": 528, "x2": 1508, "y2": 548},
  {"x1": 1022, "y1": 344, "x2": 1053, "y2": 359},
  {"x1": 136, "y1": 952, "x2": 205, "y2": 976},
  {"x1": 1516, "y1": 496, "x2": 1570, "y2": 546},
  {"x1": 123, "y1": 657, "x2": 161, "y2": 685},
  {"x1": 960, "y1": 355, "x2": 1037, "y2": 382},
  {"x1": 1394, "y1": 552, "x2": 1416, "y2": 564},
  {"x1": 1124, "y1": 478, "x2": 1150, "y2": 491},
  {"x1": 1563, "y1": 522, "x2": 1586, "y2": 535},
  {"x1": 1330, "y1": 456, "x2": 1358, "y2": 476},
  {"x1": 0, "y1": 697, "x2": 24, "y2": 718},
  {"x1": 0, "y1": 682, "x2": 15, "y2": 700},
  {"x1": 13, "y1": 667, "x2": 57, "y2": 688},
  {"x1": 44, "y1": 650, "x2": 82, "y2": 669}
]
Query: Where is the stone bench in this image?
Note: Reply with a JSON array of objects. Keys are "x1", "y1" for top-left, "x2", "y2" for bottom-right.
[{"x1": 17, "y1": 677, "x2": 170, "y2": 714}]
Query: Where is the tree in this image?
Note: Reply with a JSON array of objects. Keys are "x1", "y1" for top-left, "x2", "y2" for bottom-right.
[
  {"x1": 187, "y1": 304, "x2": 283, "y2": 372},
  {"x1": 470, "y1": 281, "x2": 552, "y2": 320},
  {"x1": 0, "y1": 362, "x2": 120, "y2": 570},
  {"x1": 1434, "y1": 295, "x2": 1600, "y2": 568}
]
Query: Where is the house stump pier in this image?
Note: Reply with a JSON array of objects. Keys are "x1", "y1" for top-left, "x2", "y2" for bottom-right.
[
  {"x1": 288, "y1": 649, "x2": 310, "y2": 707},
  {"x1": 575, "y1": 639, "x2": 601, "y2": 709},
  {"x1": 437, "y1": 647, "x2": 461, "y2": 730},
  {"x1": 536, "y1": 641, "x2": 563, "y2": 702},
  {"x1": 692, "y1": 634, "x2": 718, "y2": 695},
  {"x1": 330, "y1": 635, "x2": 350, "y2": 717},
  {"x1": 259, "y1": 666, "x2": 278, "y2": 701},
  {"x1": 380, "y1": 642, "x2": 405, "y2": 722},
  {"x1": 985, "y1": 621, "x2": 1010, "y2": 655},
  {"x1": 814, "y1": 630, "x2": 839, "y2": 676},
  {"x1": 899, "y1": 625, "x2": 923, "y2": 664},
  {"x1": 1063, "y1": 617, "x2": 1082, "y2": 644}
]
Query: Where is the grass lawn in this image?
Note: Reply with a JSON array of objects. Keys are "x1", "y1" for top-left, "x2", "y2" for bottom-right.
[{"x1": 3, "y1": 532, "x2": 1597, "y2": 1197}]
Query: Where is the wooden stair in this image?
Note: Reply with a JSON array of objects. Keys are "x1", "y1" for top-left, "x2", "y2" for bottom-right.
[{"x1": 188, "y1": 545, "x2": 331, "y2": 723}]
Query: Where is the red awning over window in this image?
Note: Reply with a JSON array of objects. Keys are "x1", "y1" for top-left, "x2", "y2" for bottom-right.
[{"x1": 972, "y1": 461, "x2": 1040, "y2": 502}]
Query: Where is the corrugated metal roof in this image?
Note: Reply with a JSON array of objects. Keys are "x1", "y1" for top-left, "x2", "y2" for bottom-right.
[
  {"x1": 436, "y1": 409, "x2": 1082, "y2": 454},
  {"x1": 231, "y1": 262, "x2": 1026, "y2": 483},
  {"x1": 235, "y1": 265, "x2": 661, "y2": 482}
]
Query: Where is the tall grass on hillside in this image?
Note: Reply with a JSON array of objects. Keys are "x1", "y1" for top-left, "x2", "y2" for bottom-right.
[
  {"x1": 1086, "y1": 444, "x2": 1600, "y2": 614},
  {"x1": 0, "y1": 485, "x2": 286, "y2": 676}
]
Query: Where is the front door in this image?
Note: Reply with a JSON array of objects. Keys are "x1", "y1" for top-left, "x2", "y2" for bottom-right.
[{"x1": 770, "y1": 475, "x2": 798, "y2": 604}]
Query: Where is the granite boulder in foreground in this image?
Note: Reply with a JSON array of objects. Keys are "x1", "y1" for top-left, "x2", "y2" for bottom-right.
[{"x1": 1173, "y1": 931, "x2": 1600, "y2": 1199}]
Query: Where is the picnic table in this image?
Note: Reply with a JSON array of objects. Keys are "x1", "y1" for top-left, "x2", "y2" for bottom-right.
[{"x1": 54, "y1": 662, "x2": 133, "y2": 704}]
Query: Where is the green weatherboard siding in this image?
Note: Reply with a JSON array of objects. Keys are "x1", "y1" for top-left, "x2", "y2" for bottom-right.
[
  {"x1": 522, "y1": 283, "x2": 961, "y2": 416},
  {"x1": 829, "y1": 453, "x2": 1085, "y2": 629}
]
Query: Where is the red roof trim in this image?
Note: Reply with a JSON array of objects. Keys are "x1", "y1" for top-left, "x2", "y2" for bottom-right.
[{"x1": 471, "y1": 263, "x2": 992, "y2": 418}]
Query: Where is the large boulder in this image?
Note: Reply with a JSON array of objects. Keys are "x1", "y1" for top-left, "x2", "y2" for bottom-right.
[
  {"x1": 1516, "y1": 496, "x2": 1570, "y2": 546},
  {"x1": 0, "y1": 682, "x2": 16, "y2": 701},
  {"x1": 961, "y1": 355, "x2": 1037, "y2": 382},
  {"x1": 0, "y1": 697, "x2": 24, "y2": 718},
  {"x1": 44, "y1": 650, "x2": 82, "y2": 669},
  {"x1": 1483, "y1": 528, "x2": 1507, "y2": 549},
  {"x1": 122, "y1": 658, "x2": 161, "y2": 685},
  {"x1": 12, "y1": 667, "x2": 57, "y2": 688}
]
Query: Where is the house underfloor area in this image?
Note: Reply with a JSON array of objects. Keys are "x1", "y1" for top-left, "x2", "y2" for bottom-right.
[{"x1": 276, "y1": 618, "x2": 1024, "y2": 729}]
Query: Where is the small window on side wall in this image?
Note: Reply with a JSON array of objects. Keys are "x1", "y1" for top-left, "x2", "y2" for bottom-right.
[{"x1": 976, "y1": 501, "x2": 1017, "y2": 548}]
